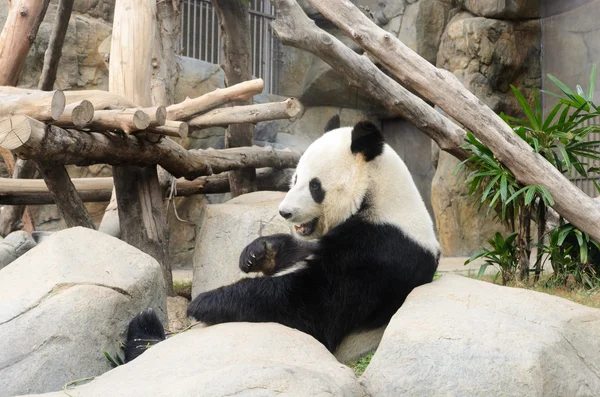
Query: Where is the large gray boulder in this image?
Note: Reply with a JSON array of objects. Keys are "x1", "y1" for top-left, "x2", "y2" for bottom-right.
[
  {"x1": 21, "y1": 323, "x2": 365, "y2": 397},
  {"x1": 0, "y1": 230, "x2": 36, "y2": 270},
  {"x1": 457, "y1": 0, "x2": 540, "y2": 19},
  {"x1": 192, "y1": 191, "x2": 290, "y2": 298},
  {"x1": 361, "y1": 275, "x2": 600, "y2": 397},
  {"x1": 0, "y1": 227, "x2": 166, "y2": 397}
]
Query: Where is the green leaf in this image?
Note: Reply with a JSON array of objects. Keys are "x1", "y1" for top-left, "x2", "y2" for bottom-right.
[
  {"x1": 500, "y1": 174, "x2": 508, "y2": 202},
  {"x1": 477, "y1": 263, "x2": 489, "y2": 278},
  {"x1": 511, "y1": 85, "x2": 540, "y2": 130},
  {"x1": 542, "y1": 103, "x2": 563, "y2": 130},
  {"x1": 537, "y1": 186, "x2": 554, "y2": 206},
  {"x1": 524, "y1": 186, "x2": 536, "y2": 206},
  {"x1": 506, "y1": 186, "x2": 529, "y2": 205},
  {"x1": 548, "y1": 74, "x2": 577, "y2": 99},
  {"x1": 589, "y1": 64, "x2": 597, "y2": 102}
]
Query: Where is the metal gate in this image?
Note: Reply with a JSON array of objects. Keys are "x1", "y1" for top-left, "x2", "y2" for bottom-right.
[{"x1": 180, "y1": 0, "x2": 281, "y2": 95}]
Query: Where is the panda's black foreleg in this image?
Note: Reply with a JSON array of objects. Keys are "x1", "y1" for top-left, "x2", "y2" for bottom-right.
[{"x1": 239, "y1": 233, "x2": 319, "y2": 276}]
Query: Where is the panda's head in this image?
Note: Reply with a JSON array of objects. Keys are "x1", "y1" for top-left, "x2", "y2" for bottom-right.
[{"x1": 278, "y1": 116, "x2": 385, "y2": 239}]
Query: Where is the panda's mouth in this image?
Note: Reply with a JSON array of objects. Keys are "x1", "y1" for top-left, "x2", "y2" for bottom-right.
[{"x1": 294, "y1": 218, "x2": 318, "y2": 237}]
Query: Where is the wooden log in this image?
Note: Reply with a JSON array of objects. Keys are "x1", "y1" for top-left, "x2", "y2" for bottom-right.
[
  {"x1": 307, "y1": 0, "x2": 600, "y2": 242},
  {"x1": 0, "y1": 115, "x2": 301, "y2": 180},
  {"x1": 0, "y1": 168, "x2": 294, "y2": 205},
  {"x1": 0, "y1": 158, "x2": 38, "y2": 237},
  {"x1": 0, "y1": 0, "x2": 51, "y2": 86},
  {"x1": 211, "y1": 0, "x2": 257, "y2": 197},
  {"x1": 188, "y1": 98, "x2": 304, "y2": 128},
  {"x1": 0, "y1": 91, "x2": 66, "y2": 120},
  {"x1": 0, "y1": 87, "x2": 139, "y2": 109},
  {"x1": 271, "y1": 0, "x2": 468, "y2": 161},
  {"x1": 55, "y1": 100, "x2": 95, "y2": 128},
  {"x1": 150, "y1": 120, "x2": 188, "y2": 139},
  {"x1": 88, "y1": 109, "x2": 150, "y2": 133},
  {"x1": 138, "y1": 106, "x2": 167, "y2": 127},
  {"x1": 166, "y1": 78, "x2": 264, "y2": 121},
  {"x1": 38, "y1": 0, "x2": 75, "y2": 90},
  {"x1": 33, "y1": 161, "x2": 95, "y2": 229}
]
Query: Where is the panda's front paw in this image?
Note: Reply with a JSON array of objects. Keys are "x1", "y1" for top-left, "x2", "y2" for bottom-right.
[{"x1": 239, "y1": 236, "x2": 284, "y2": 275}]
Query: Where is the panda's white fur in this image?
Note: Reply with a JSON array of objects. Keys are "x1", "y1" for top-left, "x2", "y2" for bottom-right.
[{"x1": 279, "y1": 126, "x2": 440, "y2": 255}]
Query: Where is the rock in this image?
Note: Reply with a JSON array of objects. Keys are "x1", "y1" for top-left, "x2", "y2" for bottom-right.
[
  {"x1": 21, "y1": 323, "x2": 364, "y2": 397},
  {"x1": 0, "y1": 231, "x2": 36, "y2": 270},
  {"x1": 457, "y1": 0, "x2": 540, "y2": 19},
  {"x1": 437, "y1": 13, "x2": 541, "y2": 115},
  {"x1": 432, "y1": 13, "x2": 540, "y2": 255},
  {"x1": 167, "y1": 296, "x2": 191, "y2": 332},
  {"x1": 361, "y1": 275, "x2": 600, "y2": 397},
  {"x1": 174, "y1": 56, "x2": 225, "y2": 104},
  {"x1": 0, "y1": 227, "x2": 166, "y2": 397},
  {"x1": 192, "y1": 191, "x2": 290, "y2": 298},
  {"x1": 431, "y1": 151, "x2": 509, "y2": 256}
]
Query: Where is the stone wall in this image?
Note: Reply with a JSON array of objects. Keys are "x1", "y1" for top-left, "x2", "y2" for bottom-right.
[{"x1": 541, "y1": 0, "x2": 600, "y2": 114}]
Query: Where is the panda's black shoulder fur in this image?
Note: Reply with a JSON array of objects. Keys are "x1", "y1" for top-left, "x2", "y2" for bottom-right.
[{"x1": 185, "y1": 214, "x2": 438, "y2": 353}]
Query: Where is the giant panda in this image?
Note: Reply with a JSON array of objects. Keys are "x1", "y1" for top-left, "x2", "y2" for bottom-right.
[{"x1": 124, "y1": 117, "x2": 440, "y2": 362}]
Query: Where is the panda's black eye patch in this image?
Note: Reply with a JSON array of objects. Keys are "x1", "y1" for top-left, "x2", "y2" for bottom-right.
[{"x1": 309, "y1": 178, "x2": 325, "y2": 204}]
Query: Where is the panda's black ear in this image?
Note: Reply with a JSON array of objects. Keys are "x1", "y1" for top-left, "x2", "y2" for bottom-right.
[
  {"x1": 324, "y1": 114, "x2": 340, "y2": 133},
  {"x1": 351, "y1": 121, "x2": 384, "y2": 161}
]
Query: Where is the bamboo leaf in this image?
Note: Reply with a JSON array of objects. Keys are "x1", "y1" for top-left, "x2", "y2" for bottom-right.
[
  {"x1": 511, "y1": 85, "x2": 539, "y2": 130},
  {"x1": 589, "y1": 64, "x2": 597, "y2": 102}
]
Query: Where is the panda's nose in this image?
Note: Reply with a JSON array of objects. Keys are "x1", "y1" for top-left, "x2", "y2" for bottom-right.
[{"x1": 279, "y1": 210, "x2": 293, "y2": 219}]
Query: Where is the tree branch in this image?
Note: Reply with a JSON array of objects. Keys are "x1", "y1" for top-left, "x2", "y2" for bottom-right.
[
  {"x1": 270, "y1": 0, "x2": 469, "y2": 161},
  {"x1": 38, "y1": 0, "x2": 74, "y2": 90}
]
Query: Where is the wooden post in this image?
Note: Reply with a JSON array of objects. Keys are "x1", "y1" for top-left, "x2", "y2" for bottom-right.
[
  {"x1": 0, "y1": 0, "x2": 50, "y2": 236},
  {"x1": 0, "y1": 159, "x2": 37, "y2": 237},
  {"x1": 0, "y1": 0, "x2": 51, "y2": 86},
  {"x1": 38, "y1": 0, "x2": 75, "y2": 90},
  {"x1": 211, "y1": 0, "x2": 257, "y2": 197},
  {"x1": 107, "y1": 0, "x2": 173, "y2": 295}
]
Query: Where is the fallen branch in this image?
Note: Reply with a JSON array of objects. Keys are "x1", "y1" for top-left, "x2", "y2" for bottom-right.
[
  {"x1": 166, "y1": 78, "x2": 264, "y2": 121},
  {"x1": 271, "y1": 0, "x2": 468, "y2": 161},
  {"x1": 0, "y1": 168, "x2": 294, "y2": 205},
  {"x1": 189, "y1": 98, "x2": 304, "y2": 128},
  {"x1": 0, "y1": 115, "x2": 300, "y2": 180},
  {"x1": 0, "y1": 90, "x2": 66, "y2": 120},
  {"x1": 55, "y1": 100, "x2": 95, "y2": 128},
  {"x1": 307, "y1": 0, "x2": 600, "y2": 241}
]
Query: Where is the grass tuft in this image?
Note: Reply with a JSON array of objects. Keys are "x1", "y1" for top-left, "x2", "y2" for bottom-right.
[
  {"x1": 349, "y1": 351, "x2": 375, "y2": 377},
  {"x1": 173, "y1": 280, "x2": 193, "y2": 300}
]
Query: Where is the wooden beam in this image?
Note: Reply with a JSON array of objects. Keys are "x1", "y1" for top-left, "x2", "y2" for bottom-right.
[
  {"x1": 0, "y1": 168, "x2": 294, "y2": 205},
  {"x1": 188, "y1": 98, "x2": 304, "y2": 128},
  {"x1": 166, "y1": 78, "x2": 264, "y2": 121},
  {"x1": 0, "y1": 91, "x2": 66, "y2": 121},
  {"x1": 0, "y1": 0, "x2": 51, "y2": 86},
  {"x1": 0, "y1": 115, "x2": 300, "y2": 180},
  {"x1": 307, "y1": 0, "x2": 600, "y2": 242},
  {"x1": 150, "y1": 120, "x2": 188, "y2": 139}
]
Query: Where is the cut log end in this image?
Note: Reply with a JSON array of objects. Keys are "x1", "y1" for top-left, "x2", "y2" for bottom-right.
[
  {"x1": 132, "y1": 110, "x2": 151, "y2": 131},
  {"x1": 285, "y1": 98, "x2": 304, "y2": 118},
  {"x1": 70, "y1": 100, "x2": 95, "y2": 128},
  {"x1": 51, "y1": 90, "x2": 66, "y2": 120},
  {"x1": 155, "y1": 106, "x2": 167, "y2": 126},
  {"x1": 0, "y1": 115, "x2": 34, "y2": 150},
  {"x1": 151, "y1": 120, "x2": 188, "y2": 139}
]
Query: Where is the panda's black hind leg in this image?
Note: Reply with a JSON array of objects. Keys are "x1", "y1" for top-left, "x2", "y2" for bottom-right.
[{"x1": 124, "y1": 308, "x2": 166, "y2": 362}]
